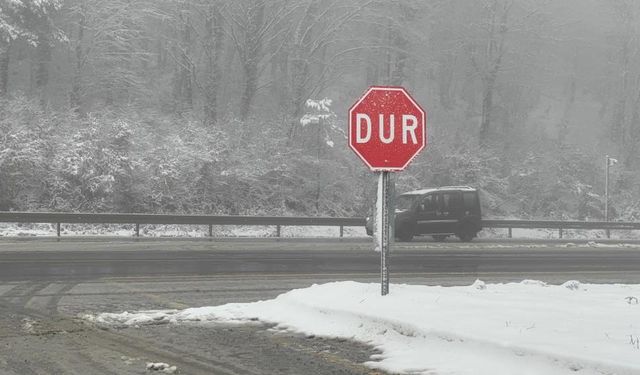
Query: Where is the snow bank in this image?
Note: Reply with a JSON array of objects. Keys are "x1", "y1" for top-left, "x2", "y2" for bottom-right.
[{"x1": 85, "y1": 281, "x2": 640, "y2": 375}]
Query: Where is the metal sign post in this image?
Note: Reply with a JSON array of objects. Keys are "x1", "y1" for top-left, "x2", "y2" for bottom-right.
[
  {"x1": 380, "y1": 172, "x2": 390, "y2": 295},
  {"x1": 375, "y1": 171, "x2": 394, "y2": 296},
  {"x1": 348, "y1": 86, "x2": 426, "y2": 296}
]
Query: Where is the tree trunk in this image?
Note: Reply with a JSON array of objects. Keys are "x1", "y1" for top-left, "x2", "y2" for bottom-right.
[
  {"x1": 36, "y1": 33, "x2": 52, "y2": 107},
  {"x1": 286, "y1": 2, "x2": 319, "y2": 143},
  {"x1": 479, "y1": 79, "x2": 494, "y2": 146},
  {"x1": 71, "y1": 9, "x2": 86, "y2": 114},
  {"x1": 437, "y1": 53, "x2": 455, "y2": 110},
  {"x1": 173, "y1": 5, "x2": 193, "y2": 113},
  {"x1": 390, "y1": 7, "x2": 409, "y2": 87},
  {"x1": 314, "y1": 117, "x2": 322, "y2": 213},
  {"x1": 623, "y1": 84, "x2": 640, "y2": 168},
  {"x1": 558, "y1": 68, "x2": 576, "y2": 146},
  {"x1": 203, "y1": 4, "x2": 224, "y2": 126},
  {"x1": 611, "y1": 37, "x2": 630, "y2": 144},
  {"x1": 239, "y1": 0, "x2": 265, "y2": 120},
  {"x1": 182, "y1": 16, "x2": 193, "y2": 111},
  {"x1": 0, "y1": 41, "x2": 10, "y2": 97},
  {"x1": 36, "y1": 33, "x2": 51, "y2": 89},
  {"x1": 477, "y1": 0, "x2": 510, "y2": 148},
  {"x1": 272, "y1": 46, "x2": 289, "y2": 120},
  {"x1": 240, "y1": 65, "x2": 258, "y2": 120}
]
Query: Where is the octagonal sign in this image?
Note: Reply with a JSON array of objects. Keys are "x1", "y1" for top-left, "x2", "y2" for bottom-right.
[{"x1": 348, "y1": 86, "x2": 427, "y2": 171}]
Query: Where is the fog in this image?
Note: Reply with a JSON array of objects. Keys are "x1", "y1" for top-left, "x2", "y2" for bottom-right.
[{"x1": 0, "y1": 0, "x2": 638, "y2": 220}]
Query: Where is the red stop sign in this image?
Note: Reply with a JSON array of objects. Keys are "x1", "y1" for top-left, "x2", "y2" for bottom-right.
[{"x1": 348, "y1": 86, "x2": 427, "y2": 171}]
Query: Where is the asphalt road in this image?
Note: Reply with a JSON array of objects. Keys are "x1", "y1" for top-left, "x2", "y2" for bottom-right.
[
  {"x1": 1, "y1": 238, "x2": 640, "y2": 283},
  {"x1": 2, "y1": 238, "x2": 640, "y2": 374}
]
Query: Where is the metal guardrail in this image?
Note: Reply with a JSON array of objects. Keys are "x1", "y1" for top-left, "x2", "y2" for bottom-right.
[
  {"x1": 0, "y1": 212, "x2": 638, "y2": 238},
  {"x1": 0, "y1": 212, "x2": 365, "y2": 238},
  {"x1": 481, "y1": 219, "x2": 640, "y2": 238}
]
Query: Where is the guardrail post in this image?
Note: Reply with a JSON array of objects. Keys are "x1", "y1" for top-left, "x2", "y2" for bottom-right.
[
  {"x1": 276, "y1": 225, "x2": 281, "y2": 237},
  {"x1": 57, "y1": 223, "x2": 61, "y2": 238},
  {"x1": 135, "y1": 223, "x2": 140, "y2": 237},
  {"x1": 508, "y1": 228, "x2": 512, "y2": 238},
  {"x1": 606, "y1": 229, "x2": 610, "y2": 239},
  {"x1": 559, "y1": 228, "x2": 563, "y2": 239},
  {"x1": 209, "y1": 224, "x2": 213, "y2": 238},
  {"x1": 340, "y1": 225, "x2": 344, "y2": 238}
]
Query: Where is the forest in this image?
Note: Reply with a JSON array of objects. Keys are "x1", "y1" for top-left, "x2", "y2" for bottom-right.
[{"x1": 1, "y1": 0, "x2": 640, "y2": 220}]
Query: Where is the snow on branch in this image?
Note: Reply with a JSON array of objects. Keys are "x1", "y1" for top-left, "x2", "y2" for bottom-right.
[{"x1": 300, "y1": 98, "x2": 335, "y2": 126}]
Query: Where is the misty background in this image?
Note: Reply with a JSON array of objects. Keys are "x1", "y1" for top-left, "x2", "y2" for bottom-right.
[{"x1": 0, "y1": 0, "x2": 638, "y2": 220}]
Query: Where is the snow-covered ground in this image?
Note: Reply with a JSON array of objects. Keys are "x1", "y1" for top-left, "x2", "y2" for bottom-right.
[{"x1": 85, "y1": 280, "x2": 640, "y2": 375}]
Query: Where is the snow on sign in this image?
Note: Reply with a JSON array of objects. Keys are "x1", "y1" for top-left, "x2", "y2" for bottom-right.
[{"x1": 348, "y1": 86, "x2": 427, "y2": 171}]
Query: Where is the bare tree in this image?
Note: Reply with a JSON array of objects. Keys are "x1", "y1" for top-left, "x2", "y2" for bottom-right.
[
  {"x1": 607, "y1": 0, "x2": 640, "y2": 167},
  {"x1": 285, "y1": 1, "x2": 371, "y2": 136},
  {"x1": 0, "y1": 0, "x2": 63, "y2": 101},
  {"x1": 66, "y1": 0, "x2": 148, "y2": 111},
  {"x1": 227, "y1": 0, "x2": 269, "y2": 120},
  {"x1": 465, "y1": 0, "x2": 549, "y2": 147},
  {"x1": 470, "y1": 0, "x2": 513, "y2": 146},
  {"x1": 202, "y1": 1, "x2": 225, "y2": 125}
]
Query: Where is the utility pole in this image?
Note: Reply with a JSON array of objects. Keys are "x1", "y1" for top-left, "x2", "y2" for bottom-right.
[
  {"x1": 605, "y1": 155, "x2": 617, "y2": 239},
  {"x1": 605, "y1": 155, "x2": 609, "y2": 224}
]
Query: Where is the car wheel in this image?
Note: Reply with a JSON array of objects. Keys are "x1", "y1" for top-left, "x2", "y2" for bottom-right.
[
  {"x1": 457, "y1": 221, "x2": 477, "y2": 242},
  {"x1": 457, "y1": 223, "x2": 475, "y2": 242},
  {"x1": 395, "y1": 227, "x2": 414, "y2": 242},
  {"x1": 432, "y1": 235, "x2": 447, "y2": 242}
]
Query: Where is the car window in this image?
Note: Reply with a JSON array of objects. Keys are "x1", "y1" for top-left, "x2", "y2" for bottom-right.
[
  {"x1": 463, "y1": 192, "x2": 477, "y2": 210},
  {"x1": 436, "y1": 192, "x2": 462, "y2": 214},
  {"x1": 440, "y1": 194, "x2": 449, "y2": 211},
  {"x1": 420, "y1": 194, "x2": 435, "y2": 211},
  {"x1": 396, "y1": 195, "x2": 417, "y2": 210}
]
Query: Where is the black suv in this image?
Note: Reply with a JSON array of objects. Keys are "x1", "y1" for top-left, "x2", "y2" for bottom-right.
[{"x1": 366, "y1": 186, "x2": 482, "y2": 242}]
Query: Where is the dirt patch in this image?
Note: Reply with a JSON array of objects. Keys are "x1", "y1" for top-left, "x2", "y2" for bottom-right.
[
  {"x1": 120, "y1": 322, "x2": 385, "y2": 375},
  {"x1": 0, "y1": 280, "x2": 388, "y2": 375}
]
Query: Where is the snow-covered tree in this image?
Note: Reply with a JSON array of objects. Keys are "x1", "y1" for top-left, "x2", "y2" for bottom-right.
[{"x1": 0, "y1": 0, "x2": 64, "y2": 98}]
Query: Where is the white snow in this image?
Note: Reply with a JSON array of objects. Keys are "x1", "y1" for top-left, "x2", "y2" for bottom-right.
[
  {"x1": 21, "y1": 318, "x2": 36, "y2": 334},
  {"x1": 85, "y1": 280, "x2": 640, "y2": 375},
  {"x1": 479, "y1": 227, "x2": 640, "y2": 240},
  {"x1": 146, "y1": 362, "x2": 177, "y2": 373},
  {"x1": 374, "y1": 172, "x2": 384, "y2": 252},
  {"x1": 305, "y1": 98, "x2": 333, "y2": 112},
  {"x1": 0, "y1": 222, "x2": 367, "y2": 238}
]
